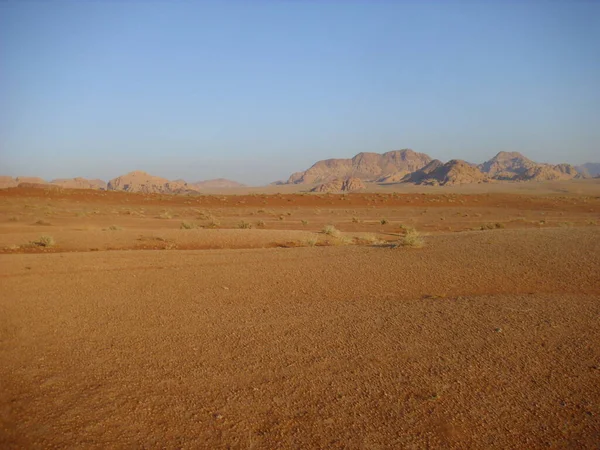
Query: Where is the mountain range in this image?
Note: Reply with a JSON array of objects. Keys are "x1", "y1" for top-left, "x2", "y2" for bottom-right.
[
  {"x1": 1, "y1": 150, "x2": 597, "y2": 193},
  {"x1": 287, "y1": 149, "x2": 595, "y2": 191}
]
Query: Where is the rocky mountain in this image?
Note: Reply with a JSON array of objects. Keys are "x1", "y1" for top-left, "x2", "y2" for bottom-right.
[
  {"x1": 51, "y1": 177, "x2": 107, "y2": 190},
  {"x1": 576, "y1": 163, "x2": 600, "y2": 178},
  {"x1": 311, "y1": 177, "x2": 366, "y2": 193},
  {"x1": 380, "y1": 159, "x2": 444, "y2": 184},
  {"x1": 479, "y1": 152, "x2": 582, "y2": 181},
  {"x1": 287, "y1": 149, "x2": 432, "y2": 184},
  {"x1": 417, "y1": 160, "x2": 489, "y2": 186}
]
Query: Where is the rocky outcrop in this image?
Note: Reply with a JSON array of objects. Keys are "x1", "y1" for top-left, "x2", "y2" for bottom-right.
[
  {"x1": 382, "y1": 159, "x2": 444, "y2": 184},
  {"x1": 288, "y1": 149, "x2": 432, "y2": 184},
  {"x1": 107, "y1": 171, "x2": 190, "y2": 194},
  {"x1": 311, "y1": 177, "x2": 366, "y2": 192},
  {"x1": 418, "y1": 160, "x2": 489, "y2": 186}
]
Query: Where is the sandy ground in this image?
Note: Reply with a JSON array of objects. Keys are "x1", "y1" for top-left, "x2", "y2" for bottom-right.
[{"x1": 1, "y1": 185, "x2": 599, "y2": 448}]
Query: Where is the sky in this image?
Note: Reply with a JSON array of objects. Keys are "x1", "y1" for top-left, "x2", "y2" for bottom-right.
[{"x1": 1, "y1": 1, "x2": 599, "y2": 185}]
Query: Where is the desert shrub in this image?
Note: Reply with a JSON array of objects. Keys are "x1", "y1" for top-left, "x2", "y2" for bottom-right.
[
  {"x1": 363, "y1": 234, "x2": 383, "y2": 245},
  {"x1": 322, "y1": 225, "x2": 341, "y2": 238},
  {"x1": 238, "y1": 221, "x2": 252, "y2": 229},
  {"x1": 31, "y1": 235, "x2": 55, "y2": 247},
  {"x1": 305, "y1": 237, "x2": 318, "y2": 247},
  {"x1": 380, "y1": 218, "x2": 388, "y2": 225},
  {"x1": 256, "y1": 220, "x2": 265, "y2": 228},
  {"x1": 352, "y1": 217, "x2": 360, "y2": 223},
  {"x1": 180, "y1": 221, "x2": 198, "y2": 230},
  {"x1": 158, "y1": 211, "x2": 173, "y2": 219},
  {"x1": 34, "y1": 220, "x2": 51, "y2": 226},
  {"x1": 206, "y1": 220, "x2": 220, "y2": 228},
  {"x1": 396, "y1": 228, "x2": 424, "y2": 248},
  {"x1": 301, "y1": 220, "x2": 309, "y2": 226},
  {"x1": 107, "y1": 225, "x2": 122, "y2": 231}
]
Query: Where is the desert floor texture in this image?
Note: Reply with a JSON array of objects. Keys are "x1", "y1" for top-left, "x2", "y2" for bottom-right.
[{"x1": 1, "y1": 180, "x2": 599, "y2": 448}]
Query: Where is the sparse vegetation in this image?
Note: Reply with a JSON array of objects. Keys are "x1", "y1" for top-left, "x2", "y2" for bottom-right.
[
  {"x1": 396, "y1": 228, "x2": 424, "y2": 248},
  {"x1": 380, "y1": 218, "x2": 388, "y2": 225},
  {"x1": 107, "y1": 225, "x2": 122, "y2": 231},
  {"x1": 352, "y1": 217, "x2": 360, "y2": 223},
  {"x1": 34, "y1": 220, "x2": 51, "y2": 226},
  {"x1": 8, "y1": 216, "x2": 18, "y2": 222},
  {"x1": 363, "y1": 234, "x2": 383, "y2": 245},
  {"x1": 322, "y1": 225, "x2": 341, "y2": 238},
  {"x1": 238, "y1": 221, "x2": 252, "y2": 229},
  {"x1": 30, "y1": 235, "x2": 55, "y2": 247},
  {"x1": 480, "y1": 223, "x2": 505, "y2": 230},
  {"x1": 158, "y1": 211, "x2": 173, "y2": 219},
  {"x1": 301, "y1": 220, "x2": 309, "y2": 226},
  {"x1": 180, "y1": 221, "x2": 198, "y2": 229},
  {"x1": 256, "y1": 220, "x2": 265, "y2": 228},
  {"x1": 305, "y1": 237, "x2": 318, "y2": 247}
]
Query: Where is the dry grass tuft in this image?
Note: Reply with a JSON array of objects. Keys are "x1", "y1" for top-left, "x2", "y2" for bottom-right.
[{"x1": 238, "y1": 221, "x2": 252, "y2": 229}]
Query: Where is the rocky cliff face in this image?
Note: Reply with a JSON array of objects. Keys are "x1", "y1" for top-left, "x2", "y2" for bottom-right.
[{"x1": 287, "y1": 149, "x2": 432, "y2": 184}]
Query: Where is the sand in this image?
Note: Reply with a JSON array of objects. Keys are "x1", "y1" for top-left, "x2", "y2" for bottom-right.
[{"x1": 1, "y1": 185, "x2": 599, "y2": 448}]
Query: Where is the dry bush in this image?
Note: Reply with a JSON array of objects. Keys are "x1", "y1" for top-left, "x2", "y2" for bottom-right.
[
  {"x1": 305, "y1": 237, "x2": 318, "y2": 247},
  {"x1": 363, "y1": 234, "x2": 383, "y2": 245},
  {"x1": 34, "y1": 219, "x2": 51, "y2": 226},
  {"x1": 30, "y1": 235, "x2": 55, "y2": 247},
  {"x1": 158, "y1": 211, "x2": 173, "y2": 219},
  {"x1": 238, "y1": 221, "x2": 252, "y2": 229},
  {"x1": 107, "y1": 225, "x2": 122, "y2": 231},
  {"x1": 256, "y1": 220, "x2": 266, "y2": 228},
  {"x1": 322, "y1": 225, "x2": 341, "y2": 238},
  {"x1": 380, "y1": 218, "x2": 388, "y2": 225},
  {"x1": 396, "y1": 228, "x2": 424, "y2": 248}
]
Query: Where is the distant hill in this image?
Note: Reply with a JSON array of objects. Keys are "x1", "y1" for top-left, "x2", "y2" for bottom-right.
[
  {"x1": 287, "y1": 149, "x2": 432, "y2": 184},
  {"x1": 479, "y1": 152, "x2": 582, "y2": 181},
  {"x1": 576, "y1": 163, "x2": 600, "y2": 178},
  {"x1": 189, "y1": 178, "x2": 245, "y2": 189},
  {"x1": 51, "y1": 177, "x2": 107, "y2": 190}
]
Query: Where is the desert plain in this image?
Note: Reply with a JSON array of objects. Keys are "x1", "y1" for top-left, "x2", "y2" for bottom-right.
[{"x1": 1, "y1": 179, "x2": 599, "y2": 448}]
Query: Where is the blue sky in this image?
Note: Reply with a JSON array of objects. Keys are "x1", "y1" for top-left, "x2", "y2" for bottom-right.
[{"x1": 1, "y1": 1, "x2": 598, "y2": 184}]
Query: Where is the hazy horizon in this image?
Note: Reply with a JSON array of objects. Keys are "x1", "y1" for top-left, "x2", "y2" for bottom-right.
[{"x1": 1, "y1": 1, "x2": 599, "y2": 185}]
